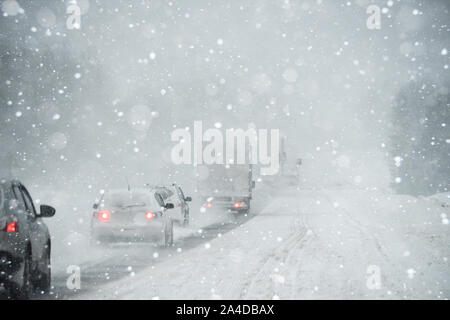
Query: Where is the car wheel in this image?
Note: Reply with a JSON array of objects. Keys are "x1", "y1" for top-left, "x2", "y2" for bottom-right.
[
  {"x1": 164, "y1": 218, "x2": 174, "y2": 247},
  {"x1": 183, "y1": 209, "x2": 190, "y2": 227},
  {"x1": 90, "y1": 230, "x2": 106, "y2": 246},
  {"x1": 90, "y1": 235, "x2": 100, "y2": 246},
  {"x1": 11, "y1": 251, "x2": 33, "y2": 300},
  {"x1": 35, "y1": 247, "x2": 51, "y2": 295}
]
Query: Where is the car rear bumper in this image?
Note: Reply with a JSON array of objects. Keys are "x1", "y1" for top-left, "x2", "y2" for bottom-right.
[
  {"x1": 202, "y1": 198, "x2": 250, "y2": 213},
  {"x1": 92, "y1": 224, "x2": 165, "y2": 241},
  {"x1": 215, "y1": 207, "x2": 248, "y2": 213}
]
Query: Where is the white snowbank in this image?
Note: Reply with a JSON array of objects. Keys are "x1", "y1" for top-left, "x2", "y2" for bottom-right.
[{"x1": 427, "y1": 192, "x2": 450, "y2": 207}]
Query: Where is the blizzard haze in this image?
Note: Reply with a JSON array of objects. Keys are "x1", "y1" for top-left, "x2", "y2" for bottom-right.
[
  {"x1": 1, "y1": 0, "x2": 449, "y2": 193},
  {"x1": 0, "y1": 0, "x2": 449, "y2": 300}
]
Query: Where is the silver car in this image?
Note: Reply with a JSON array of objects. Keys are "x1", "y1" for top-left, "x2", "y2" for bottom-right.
[
  {"x1": 90, "y1": 189, "x2": 175, "y2": 246},
  {"x1": 0, "y1": 179, "x2": 55, "y2": 299}
]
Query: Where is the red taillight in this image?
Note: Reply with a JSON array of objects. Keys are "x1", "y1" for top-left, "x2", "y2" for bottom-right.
[
  {"x1": 145, "y1": 211, "x2": 155, "y2": 221},
  {"x1": 234, "y1": 202, "x2": 244, "y2": 208},
  {"x1": 6, "y1": 222, "x2": 18, "y2": 233},
  {"x1": 98, "y1": 210, "x2": 111, "y2": 222},
  {"x1": 202, "y1": 202, "x2": 212, "y2": 208}
]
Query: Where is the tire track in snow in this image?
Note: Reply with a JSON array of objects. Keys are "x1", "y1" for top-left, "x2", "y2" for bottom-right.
[
  {"x1": 238, "y1": 199, "x2": 310, "y2": 299},
  {"x1": 321, "y1": 191, "x2": 391, "y2": 262},
  {"x1": 320, "y1": 191, "x2": 407, "y2": 297}
]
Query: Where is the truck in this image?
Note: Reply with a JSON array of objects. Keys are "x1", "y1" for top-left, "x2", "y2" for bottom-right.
[{"x1": 196, "y1": 164, "x2": 255, "y2": 214}]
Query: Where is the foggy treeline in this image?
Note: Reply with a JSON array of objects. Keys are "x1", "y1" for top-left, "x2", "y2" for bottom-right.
[{"x1": 390, "y1": 79, "x2": 449, "y2": 196}]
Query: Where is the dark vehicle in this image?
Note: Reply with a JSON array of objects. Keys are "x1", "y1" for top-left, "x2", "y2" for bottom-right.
[
  {"x1": 0, "y1": 179, "x2": 56, "y2": 299},
  {"x1": 91, "y1": 188, "x2": 175, "y2": 246},
  {"x1": 148, "y1": 184, "x2": 192, "y2": 226}
]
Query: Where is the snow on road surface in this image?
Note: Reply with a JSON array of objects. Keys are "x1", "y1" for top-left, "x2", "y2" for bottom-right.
[{"x1": 76, "y1": 188, "x2": 449, "y2": 300}]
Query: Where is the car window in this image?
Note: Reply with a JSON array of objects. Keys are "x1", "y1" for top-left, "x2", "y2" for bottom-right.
[
  {"x1": 154, "y1": 193, "x2": 165, "y2": 207},
  {"x1": 100, "y1": 191, "x2": 161, "y2": 211},
  {"x1": 0, "y1": 185, "x2": 5, "y2": 216},
  {"x1": 12, "y1": 185, "x2": 27, "y2": 212},
  {"x1": 176, "y1": 186, "x2": 186, "y2": 201},
  {"x1": 20, "y1": 186, "x2": 37, "y2": 217},
  {"x1": 154, "y1": 187, "x2": 174, "y2": 200},
  {"x1": 106, "y1": 192, "x2": 149, "y2": 208}
]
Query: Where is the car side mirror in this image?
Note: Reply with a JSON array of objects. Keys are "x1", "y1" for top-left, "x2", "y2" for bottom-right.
[
  {"x1": 165, "y1": 203, "x2": 175, "y2": 209},
  {"x1": 185, "y1": 197, "x2": 192, "y2": 202},
  {"x1": 40, "y1": 205, "x2": 56, "y2": 218}
]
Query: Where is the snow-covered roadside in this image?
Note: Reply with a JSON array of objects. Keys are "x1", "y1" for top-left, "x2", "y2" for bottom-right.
[
  {"x1": 76, "y1": 188, "x2": 449, "y2": 300},
  {"x1": 426, "y1": 192, "x2": 450, "y2": 209}
]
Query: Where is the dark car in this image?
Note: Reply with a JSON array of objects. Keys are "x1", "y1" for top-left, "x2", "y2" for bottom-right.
[{"x1": 0, "y1": 179, "x2": 56, "y2": 299}]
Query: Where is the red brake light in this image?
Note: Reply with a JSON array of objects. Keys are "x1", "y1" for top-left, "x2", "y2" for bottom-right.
[
  {"x1": 145, "y1": 211, "x2": 155, "y2": 221},
  {"x1": 98, "y1": 210, "x2": 111, "y2": 222},
  {"x1": 202, "y1": 202, "x2": 212, "y2": 208},
  {"x1": 6, "y1": 222, "x2": 18, "y2": 233},
  {"x1": 234, "y1": 202, "x2": 244, "y2": 208}
]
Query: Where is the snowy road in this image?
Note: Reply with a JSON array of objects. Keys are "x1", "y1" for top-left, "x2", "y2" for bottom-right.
[
  {"x1": 44, "y1": 214, "x2": 256, "y2": 300},
  {"x1": 45, "y1": 188, "x2": 448, "y2": 300},
  {"x1": 2, "y1": 187, "x2": 446, "y2": 300}
]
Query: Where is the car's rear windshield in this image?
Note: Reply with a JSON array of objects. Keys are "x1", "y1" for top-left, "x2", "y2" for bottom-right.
[{"x1": 104, "y1": 192, "x2": 155, "y2": 209}]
